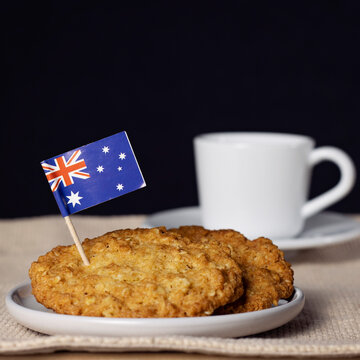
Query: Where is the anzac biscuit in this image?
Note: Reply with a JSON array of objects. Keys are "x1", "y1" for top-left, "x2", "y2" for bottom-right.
[
  {"x1": 169, "y1": 226, "x2": 294, "y2": 313},
  {"x1": 29, "y1": 227, "x2": 243, "y2": 318}
]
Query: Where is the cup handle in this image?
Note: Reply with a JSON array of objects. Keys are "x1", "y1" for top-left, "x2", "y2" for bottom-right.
[{"x1": 301, "y1": 146, "x2": 356, "y2": 219}]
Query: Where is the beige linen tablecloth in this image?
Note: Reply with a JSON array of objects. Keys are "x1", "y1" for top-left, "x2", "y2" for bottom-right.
[{"x1": 1, "y1": 215, "x2": 360, "y2": 357}]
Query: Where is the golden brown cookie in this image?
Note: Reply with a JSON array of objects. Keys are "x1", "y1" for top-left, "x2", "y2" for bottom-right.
[
  {"x1": 169, "y1": 226, "x2": 294, "y2": 313},
  {"x1": 29, "y1": 227, "x2": 243, "y2": 318}
]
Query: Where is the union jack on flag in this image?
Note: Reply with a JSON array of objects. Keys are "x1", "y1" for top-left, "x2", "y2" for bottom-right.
[
  {"x1": 41, "y1": 131, "x2": 146, "y2": 217},
  {"x1": 42, "y1": 150, "x2": 90, "y2": 192}
]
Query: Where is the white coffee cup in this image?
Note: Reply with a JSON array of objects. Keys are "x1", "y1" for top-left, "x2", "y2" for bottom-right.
[{"x1": 194, "y1": 132, "x2": 356, "y2": 239}]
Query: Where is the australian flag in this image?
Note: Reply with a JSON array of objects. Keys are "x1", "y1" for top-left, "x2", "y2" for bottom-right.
[{"x1": 41, "y1": 131, "x2": 146, "y2": 217}]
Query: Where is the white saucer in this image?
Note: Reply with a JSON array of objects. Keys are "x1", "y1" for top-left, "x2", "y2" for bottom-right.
[
  {"x1": 6, "y1": 282, "x2": 304, "y2": 338},
  {"x1": 143, "y1": 207, "x2": 360, "y2": 250}
]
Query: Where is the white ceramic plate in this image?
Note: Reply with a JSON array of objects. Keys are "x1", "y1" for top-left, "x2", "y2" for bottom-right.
[
  {"x1": 143, "y1": 207, "x2": 360, "y2": 250},
  {"x1": 6, "y1": 282, "x2": 304, "y2": 338}
]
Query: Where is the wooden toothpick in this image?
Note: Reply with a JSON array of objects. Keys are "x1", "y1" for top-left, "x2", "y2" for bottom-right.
[{"x1": 64, "y1": 216, "x2": 90, "y2": 266}]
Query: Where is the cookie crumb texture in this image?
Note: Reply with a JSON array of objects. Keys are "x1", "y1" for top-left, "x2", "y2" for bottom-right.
[
  {"x1": 170, "y1": 226, "x2": 294, "y2": 314},
  {"x1": 29, "y1": 227, "x2": 243, "y2": 318}
]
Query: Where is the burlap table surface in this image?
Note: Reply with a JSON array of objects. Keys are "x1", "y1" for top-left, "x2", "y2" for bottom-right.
[{"x1": 0, "y1": 215, "x2": 360, "y2": 357}]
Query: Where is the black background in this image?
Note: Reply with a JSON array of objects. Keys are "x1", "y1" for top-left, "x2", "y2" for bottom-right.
[{"x1": 4, "y1": 1, "x2": 360, "y2": 218}]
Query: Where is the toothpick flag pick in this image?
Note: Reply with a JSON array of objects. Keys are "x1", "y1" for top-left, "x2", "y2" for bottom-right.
[{"x1": 41, "y1": 131, "x2": 146, "y2": 265}]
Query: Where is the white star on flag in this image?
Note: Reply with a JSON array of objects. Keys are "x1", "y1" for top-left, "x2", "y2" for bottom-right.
[
  {"x1": 97, "y1": 165, "x2": 104, "y2": 173},
  {"x1": 102, "y1": 146, "x2": 110, "y2": 154},
  {"x1": 118, "y1": 166, "x2": 122, "y2": 171},
  {"x1": 116, "y1": 184, "x2": 124, "y2": 191},
  {"x1": 119, "y1": 153, "x2": 126, "y2": 160},
  {"x1": 67, "y1": 191, "x2": 83, "y2": 207}
]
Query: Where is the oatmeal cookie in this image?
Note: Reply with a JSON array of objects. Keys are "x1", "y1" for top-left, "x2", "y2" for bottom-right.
[{"x1": 29, "y1": 227, "x2": 243, "y2": 317}]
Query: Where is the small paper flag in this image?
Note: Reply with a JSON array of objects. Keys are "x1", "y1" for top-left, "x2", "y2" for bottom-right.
[{"x1": 41, "y1": 131, "x2": 146, "y2": 217}]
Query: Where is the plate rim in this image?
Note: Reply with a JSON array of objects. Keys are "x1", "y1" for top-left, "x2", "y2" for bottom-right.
[
  {"x1": 143, "y1": 206, "x2": 360, "y2": 250},
  {"x1": 6, "y1": 281, "x2": 304, "y2": 326}
]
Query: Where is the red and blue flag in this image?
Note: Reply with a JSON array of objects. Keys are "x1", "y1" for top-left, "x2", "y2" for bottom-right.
[{"x1": 41, "y1": 131, "x2": 146, "y2": 216}]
